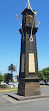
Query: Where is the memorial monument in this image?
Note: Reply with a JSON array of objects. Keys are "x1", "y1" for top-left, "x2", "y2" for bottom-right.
[{"x1": 17, "y1": 0, "x2": 41, "y2": 96}]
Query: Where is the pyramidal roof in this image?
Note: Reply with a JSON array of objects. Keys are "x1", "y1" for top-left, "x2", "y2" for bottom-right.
[{"x1": 21, "y1": 0, "x2": 37, "y2": 15}]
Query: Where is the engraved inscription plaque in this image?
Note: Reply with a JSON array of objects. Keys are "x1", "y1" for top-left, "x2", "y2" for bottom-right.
[
  {"x1": 21, "y1": 54, "x2": 24, "y2": 72},
  {"x1": 29, "y1": 53, "x2": 35, "y2": 73}
]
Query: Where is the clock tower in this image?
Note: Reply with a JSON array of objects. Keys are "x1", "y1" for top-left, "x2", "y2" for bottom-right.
[{"x1": 18, "y1": 0, "x2": 40, "y2": 96}]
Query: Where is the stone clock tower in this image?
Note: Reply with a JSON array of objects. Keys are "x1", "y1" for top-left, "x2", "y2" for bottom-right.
[{"x1": 18, "y1": 0, "x2": 40, "y2": 96}]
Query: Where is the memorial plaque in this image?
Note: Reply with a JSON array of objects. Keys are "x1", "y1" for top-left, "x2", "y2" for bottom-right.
[
  {"x1": 21, "y1": 54, "x2": 24, "y2": 72},
  {"x1": 29, "y1": 53, "x2": 35, "y2": 73}
]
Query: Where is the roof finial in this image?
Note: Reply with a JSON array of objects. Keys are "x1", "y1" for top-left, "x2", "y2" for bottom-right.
[
  {"x1": 24, "y1": 0, "x2": 37, "y2": 15},
  {"x1": 27, "y1": 0, "x2": 33, "y2": 10},
  {"x1": 27, "y1": 0, "x2": 30, "y2": 9}
]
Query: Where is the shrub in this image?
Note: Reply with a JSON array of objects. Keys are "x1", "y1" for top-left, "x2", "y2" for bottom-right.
[
  {"x1": 0, "y1": 73, "x2": 4, "y2": 83},
  {"x1": 0, "y1": 84, "x2": 8, "y2": 88}
]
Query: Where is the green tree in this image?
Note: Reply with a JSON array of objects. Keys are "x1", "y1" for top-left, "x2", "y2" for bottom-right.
[
  {"x1": 4, "y1": 73, "x2": 12, "y2": 83},
  {"x1": 39, "y1": 67, "x2": 49, "y2": 84},
  {"x1": 39, "y1": 71, "x2": 44, "y2": 80},
  {"x1": 0, "y1": 73, "x2": 4, "y2": 83}
]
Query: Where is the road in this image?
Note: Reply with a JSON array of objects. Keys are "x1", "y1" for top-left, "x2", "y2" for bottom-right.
[{"x1": 0, "y1": 86, "x2": 49, "y2": 111}]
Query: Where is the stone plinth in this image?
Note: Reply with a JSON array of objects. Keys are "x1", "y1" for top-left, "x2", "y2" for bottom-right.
[{"x1": 18, "y1": 79, "x2": 40, "y2": 96}]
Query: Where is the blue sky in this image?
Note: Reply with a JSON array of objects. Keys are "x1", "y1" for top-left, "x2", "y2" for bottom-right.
[{"x1": 0, "y1": 0, "x2": 49, "y2": 76}]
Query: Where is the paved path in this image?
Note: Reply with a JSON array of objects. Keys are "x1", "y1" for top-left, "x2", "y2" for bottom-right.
[{"x1": 0, "y1": 86, "x2": 49, "y2": 111}]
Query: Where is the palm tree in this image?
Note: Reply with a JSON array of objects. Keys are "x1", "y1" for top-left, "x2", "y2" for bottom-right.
[{"x1": 8, "y1": 64, "x2": 16, "y2": 75}]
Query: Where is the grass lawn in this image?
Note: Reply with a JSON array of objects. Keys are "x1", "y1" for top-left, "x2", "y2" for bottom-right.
[
  {"x1": 0, "y1": 85, "x2": 47, "y2": 93},
  {"x1": 0, "y1": 87, "x2": 18, "y2": 93},
  {"x1": 40, "y1": 85, "x2": 47, "y2": 88}
]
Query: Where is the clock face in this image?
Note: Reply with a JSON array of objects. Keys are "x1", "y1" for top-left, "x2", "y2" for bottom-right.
[{"x1": 29, "y1": 36, "x2": 33, "y2": 42}]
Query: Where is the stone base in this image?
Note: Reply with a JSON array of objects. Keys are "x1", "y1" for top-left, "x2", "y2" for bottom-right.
[
  {"x1": 8, "y1": 93, "x2": 49, "y2": 101},
  {"x1": 18, "y1": 79, "x2": 41, "y2": 96}
]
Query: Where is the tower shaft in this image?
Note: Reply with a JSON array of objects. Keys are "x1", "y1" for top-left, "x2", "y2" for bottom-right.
[{"x1": 18, "y1": 3, "x2": 40, "y2": 96}]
